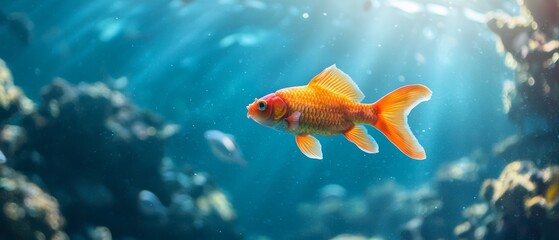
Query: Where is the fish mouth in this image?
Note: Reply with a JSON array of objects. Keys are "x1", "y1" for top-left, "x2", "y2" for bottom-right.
[{"x1": 246, "y1": 98, "x2": 258, "y2": 119}]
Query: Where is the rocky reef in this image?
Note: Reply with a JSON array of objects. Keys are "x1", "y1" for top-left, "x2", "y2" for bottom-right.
[
  {"x1": 489, "y1": 0, "x2": 559, "y2": 164},
  {"x1": 293, "y1": 150, "x2": 557, "y2": 240},
  {"x1": 292, "y1": 151, "x2": 497, "y2": 240},
  {"x1": 0, "y1": 59, "x2": 33, "y2": 123},
  {"x1": 450, "y1": 1, "x2": 559, "y2": 239},
  {"x1": 0, "y1": 59, "x2": 241, "y2": 239},
  {"x1": 295, "y1": 182, "x2": 420, "y2": 240},
  {"x1": 293, "y1": 147, "x2": 558, "y2": 240},
  {"x1": 0, "y1": 163, "x2": 67, "y2": 240},
  {"x1": 399, "y1": 151, "x2": 500, "y2": 240},
  {"x1": 293, "y1": 182, "x2": 417, "y2": 239},
  {"x1": 454, "y1": 161, "x2": 559, "y2": 240}
]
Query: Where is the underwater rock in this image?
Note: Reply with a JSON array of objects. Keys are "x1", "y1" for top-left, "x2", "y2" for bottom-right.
[
  {"x1": 0, "y1": 57, "x2": 34, "y2": 166},
  {"x1": 0, "y1": 59, "x2": 33, "y2": 124},
  {"x1": 493, "y1": 132, "x2": 559, "y2": 165},
  {"x1": 401, "y1": 152, "x2": 495, "y2": 240},
  {"x1": 486, "y1": 4, "x2": 559, "y2": 237},
  {"x1": 483, "y1": 161, "x2": 538, "y2": 216},
  {"x1": 295, "y1": 152, "x2": 496, "y2": 240},
  {"x1": 401, "y1": 209, "x2": 450, "y2": 240},
  {"x1": 363, "y1": 182, "x2": 421, "y2": 238},
  {"x1": 436, "y1": 155, "x2": 485, "y2": 206},
  {"x1": 0, "y1": 164, "x2": 67, "y2": 240},
  {"x1": 329, "y1": 234, "x2": 382, "y2": 240},
  {"x1": 296, "y1": 184, "x2": 357, "y2": 239},
  {"x1": 147, "y1": 162, "x2": 240, "y2": 239},
  {"x1": 296, "y1": 181, "x2": 422, "y2": 240},
  {"x1": 488, "y1": 0, "x2": 559, "y2": 129},
  {"x1": 0, "y1": 125, "x2": 27, "y2": 166},
  {"x1": 14, "y1": 79, "x2": 177, "y2": 218},
  {"x1": 0, "y1": 71, "x2": 241, "y2": 239},
  {"x1": 319, "y1": 184, "x2": 347, "y2": 200},
  {"x1": 456, "y1": 161, "x2": 559, "y2": 240},
  {"x1": 86, "y1": 225, "x2": 112, "y2": 240},
  {"x1": 453, "y1": 203, "x2": 497, "y2": 240}
]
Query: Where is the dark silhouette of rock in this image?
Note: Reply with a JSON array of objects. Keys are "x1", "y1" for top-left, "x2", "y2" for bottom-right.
[
  {"x1": 455, "y1": 161, "x2": 559, "y2": 240},
  {"x1": 0, "y1": 59, "x2": 242, "y2": 239},
  {"x1": 0, "y1": 163, "x2": 68, "y2": 240},
  {"x1": 488, "y1": 0, "x2": 559, "y2": 130}
]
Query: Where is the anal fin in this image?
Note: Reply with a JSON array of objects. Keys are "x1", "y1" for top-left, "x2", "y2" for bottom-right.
[
  {"x1": 344, "y1": 125, "x2": 378, "y2": 153},
  {"x1": 295, "y1": 134, "x2": 323, "y2": 160}
]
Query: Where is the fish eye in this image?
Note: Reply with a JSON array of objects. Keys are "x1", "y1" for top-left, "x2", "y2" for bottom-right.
[{"x1": 257, "y1": 101, "x2": 267, "y2": 111}]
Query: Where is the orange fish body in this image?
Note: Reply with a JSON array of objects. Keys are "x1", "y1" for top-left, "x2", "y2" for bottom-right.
[{"x1": 247, "y1": 65, "x2": 432, "y2": 160}]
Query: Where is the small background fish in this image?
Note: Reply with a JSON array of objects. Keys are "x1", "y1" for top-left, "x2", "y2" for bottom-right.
[{"x1": 204, "y1": 130, "x2": 247, "y2": 167}]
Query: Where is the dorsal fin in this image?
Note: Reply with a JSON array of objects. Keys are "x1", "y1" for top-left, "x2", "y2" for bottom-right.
[{"x1": 308, "y1": 65, "x2": 365, "y2": 102}]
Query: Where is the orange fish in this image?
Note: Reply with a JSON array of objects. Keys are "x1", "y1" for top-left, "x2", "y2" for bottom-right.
[{"x1": 246, "y1": 65, "x2": 432, "y2": 160}]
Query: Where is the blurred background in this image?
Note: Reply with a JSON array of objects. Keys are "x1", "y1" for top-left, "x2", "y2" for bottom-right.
[{"x1": 1, "y1": 0, "x2": 558, "y2": 239}]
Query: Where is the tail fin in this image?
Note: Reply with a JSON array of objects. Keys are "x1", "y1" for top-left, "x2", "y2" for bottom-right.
[{"x1": 372, "y1": 84, "x2": 432, "y2": 160}]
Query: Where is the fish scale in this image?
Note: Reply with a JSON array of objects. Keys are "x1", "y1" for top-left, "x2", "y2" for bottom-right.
[{"x1": 276, "y1": 86, "x2": 362, "y2": 136}]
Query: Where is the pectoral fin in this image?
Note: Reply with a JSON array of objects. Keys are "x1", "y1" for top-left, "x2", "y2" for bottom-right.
[
  {"x1": 295, "y1": 134, "x2": 322, "y2": 160},
  {"x1": 344, "y1": 125, "x2": 379, "y2": 153},
  {"x1": 285, "y1": 111, "x2": 301, "y2": 130}
]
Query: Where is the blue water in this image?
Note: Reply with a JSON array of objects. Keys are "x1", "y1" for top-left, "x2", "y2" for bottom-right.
[{"x1": 1, "y1": 0, "x2": 519, "y2": 239}]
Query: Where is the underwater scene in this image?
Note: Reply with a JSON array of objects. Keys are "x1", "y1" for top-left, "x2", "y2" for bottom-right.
[{"x1": 1, "y1": 0, "x2": 559, "y2": 239}]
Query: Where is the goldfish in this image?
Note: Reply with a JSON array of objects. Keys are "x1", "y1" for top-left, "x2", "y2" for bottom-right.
[{"x1": 246, "y1": 65, "x2": 432, "y2": 160}]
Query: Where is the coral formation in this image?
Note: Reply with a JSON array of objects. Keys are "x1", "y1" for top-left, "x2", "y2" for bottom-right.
[
  {"x1": 0, "y1": 59, "x2": 241, "y2": 239},
  {"x1": 488, "y1": 0, "x2": 559, "y2": 164},
  {"x1": 295, "y1": 178, "x2": 445, "y2": 239},
  {"x1": 455, "y1": 161, "x2": 559, "y2": 240},
  {"x1": 488, "y1": 0, "x2": 559, "y2": 129},
  {"x1": 0, "y1": 59, "x2": 33, "y2": 123},
  {"x1": 296, "y1": 181, "x2": 419, "y2": 240},
  {"x1": 401, "y1": 152, "x2": 496, "y2": 240},
  {"x1": 0, "y1": 163, "x2": 67, "y2": 240},
  {"x1": 452, "y1": 1, "x2": 559, "y2": 239},
  {"x1": 294, "y1": 152, "x2": 496, "y2": 240}
]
